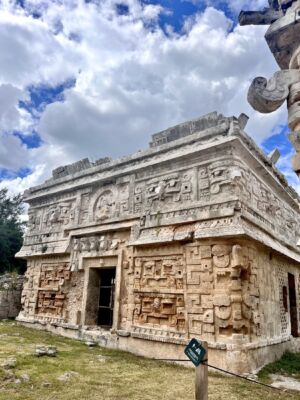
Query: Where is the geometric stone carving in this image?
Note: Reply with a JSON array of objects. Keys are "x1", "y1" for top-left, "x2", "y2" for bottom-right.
[
  {"x1": 36, "y1": 263, "x2": 71, "y2": 319},
  {"x1": 186, "y1": 245, "x2": 212, "y2": 264},
  {"x1": 133, "y1": 293, "x2": 185, "y2": 331},
  {"x1": 186, "y1": 294, "x2": 203, "y2": 314},
  {"x1": 16, "y1": 111, "x2": 300, "y2": 375},
  {"x1": 189, "y1": 315, "x2": 202, "y2": 335},
  {"x1": 133, "y1": 257, "x2": 184, "y2": 290},
  {"x1": 187, "y1": 265, "x2": 202, "y2": 285},
  {"x1": 203, "y1": 309, "x2": 214, "y2": 324}
]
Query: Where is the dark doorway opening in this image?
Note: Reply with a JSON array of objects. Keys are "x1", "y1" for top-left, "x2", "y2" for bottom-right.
[
  {"x1": 97, "y1": 268, "x2": 116, "y2": 328},
  {"x1": 288, "y1": 273, "x2": 298, "y2": 337}
]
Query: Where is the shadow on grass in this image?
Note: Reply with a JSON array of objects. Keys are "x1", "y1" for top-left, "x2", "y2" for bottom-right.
[{"x1": 258, "y1": 352, "x2": 300, "y2": 382}]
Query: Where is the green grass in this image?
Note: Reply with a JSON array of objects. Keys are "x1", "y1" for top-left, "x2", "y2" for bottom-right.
[
  {"x1": 0, "y1": 320, "x2": 298, "y2": 400},
  {"x1": 259, "y1": 352, "x2": 300, "y2": 382}
]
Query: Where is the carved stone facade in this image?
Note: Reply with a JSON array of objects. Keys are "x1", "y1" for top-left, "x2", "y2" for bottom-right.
[
  {"x1": 240, "y1": 0, "x2": 300, "y2": 176},
  {"x1": 16, "y1": 113, "x2": 300, "y2": 373}
]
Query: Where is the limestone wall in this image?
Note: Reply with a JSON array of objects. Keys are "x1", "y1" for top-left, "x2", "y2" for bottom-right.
[
  {"x1": 17, "y1": 236, "x2": 300, "y2": 373},
  {"x1": 0, "y1": 274, "x2": 24, "y2": 319},
  {"x1": 257, "y1": 250, "x2": 300, "y2": 340},
  {"x1": 19, "y1": 256, "x2": 83, "y2": 325},
  {"x1": 122, "y1": 239, "x2": 273, "y2": 346},
  {"x1": 20, "y1": 237, "x2": 300, "y2": 346},
  {"x1": 15, "y1": 113, "x2": 300, "y2": 373},
  {"x1": 17, "y1": 115, "x2": 300, "y2": 264}
]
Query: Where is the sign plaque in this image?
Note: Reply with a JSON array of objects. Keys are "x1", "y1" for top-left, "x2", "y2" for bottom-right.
[{"x1": 184, "y1": 338, "x2": 206, "y2": 367}]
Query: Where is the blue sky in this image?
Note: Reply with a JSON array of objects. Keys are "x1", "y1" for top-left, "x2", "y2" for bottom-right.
[
  {"x1": 144, "y1": 0, "x2": 237, "y2": 30},
  {"x1": 142, "y1": 1, "x2": 207, "y2": 32},
  {"x1": 0, "y1": 0, "x2": 297, "y2": 193}
]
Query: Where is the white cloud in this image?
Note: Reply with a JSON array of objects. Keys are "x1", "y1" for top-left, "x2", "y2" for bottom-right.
[
  {"x1": 0, "y1": 84, "x2": 28, "y2": 132},
  {"x1": 0, "y1": 141, "x2": 73, "y2": 194},
  {"x1": 275, "y1": 149, "x2": 300, "y2": 195},
  {"x1": 0, "y1": 133, "x2": 27, "y2": 170},
  {"x1": 0, "y1": 0, "x2": 293, "y2": 194},
  {"x1": 190, "y1": 0, "x2": 269, "y2": 13},
  {"x1": 0, "y1": 9, "x2": 77, "y2": 88}
]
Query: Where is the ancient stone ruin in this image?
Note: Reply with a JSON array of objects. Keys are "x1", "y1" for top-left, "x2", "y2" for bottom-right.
[
  {"x1": 240, "y1": 0, "x2": 300, "y2": 177},
  {"x1": 16, "y1": 112, "x2": 300, "y2": 374},
  {"x1": 0, "y1": 274, "x2": 24, "y2": 319}
]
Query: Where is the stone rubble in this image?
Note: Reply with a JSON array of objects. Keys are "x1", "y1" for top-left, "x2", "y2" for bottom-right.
[
  {"x1": 1, "y1": 358, "x2": 16, "y2": 369},
  {"x1": 34, "y1": 345, "x2": 57, "y2": 357},
  {"x1": 20, "y1": 373, "x2": 30, "y2": 382},
  {"x1": 96, "y1": 355, "x2": 107, "y2": 363},
  {"x1": 85, "y1": 341, "x2": 97, "y2": 347},
  {"x1": 271, "y1": 374, "x2": 300, "y2": 392},
  {"x1": 57, "y1": 371, "x2": 79, "y2": 381}
]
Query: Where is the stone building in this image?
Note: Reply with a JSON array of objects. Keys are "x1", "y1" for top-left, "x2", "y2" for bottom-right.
[{"x1": 16, "y1": 112, "x2": 300, "y2": 373}]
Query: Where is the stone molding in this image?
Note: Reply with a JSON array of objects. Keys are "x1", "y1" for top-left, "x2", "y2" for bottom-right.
[{"x1": 17, "y1": 115, "x2": 300, "y2": 262}]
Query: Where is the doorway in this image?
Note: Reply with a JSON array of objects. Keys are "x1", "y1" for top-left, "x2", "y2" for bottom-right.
[
  {"x1": 288, "y1": 273, "x2": 298, "y2": 337},
  {"x1": 97, "y1": 268, "x2": 116, "y2": 328}
]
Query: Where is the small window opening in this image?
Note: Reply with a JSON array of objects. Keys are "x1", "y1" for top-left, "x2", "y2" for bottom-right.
[
  {"x1": 288, "y1": 273, "x2": 298, "y2": 337},
  {"x1": 283, "y1": 286, "x2": 288, "y2": 312},
  {"x1": 97, "y1": 268, "x2": 116, "y2": 328}
]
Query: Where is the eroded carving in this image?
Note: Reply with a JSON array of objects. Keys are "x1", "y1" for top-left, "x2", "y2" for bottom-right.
[
  {"x1": 133, "y1": 257, "x2": 184, "y2": 291},
  {"x1": 36, "y1": 263, "x2": 71, "y2": 319},
  {"x1": 239, "y1": 1, "x2": 300, "y2": 175},
  {"x1": 247, "y1": 70, "x2": 300, "y2": 113},
  {"x1": 41, "y1": 201, "x2": 75, "y2": 229},
  {"x1": 16, "y1": 109, "x2": 300, "y2": 376},
  {"x1": 185, "y1": 243, "x2": 261, "y2": 339},
  {"x1": 94, "y1": 190, "x2": 115, "y2": 221},
  {"x1": 133, "y1": 293, "x2": 185, "y2": 331}
]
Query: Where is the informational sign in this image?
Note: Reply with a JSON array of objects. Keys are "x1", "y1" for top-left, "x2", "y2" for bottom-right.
[{"x1": 184, "y1": 338, "x2": 206, "y2": 367}]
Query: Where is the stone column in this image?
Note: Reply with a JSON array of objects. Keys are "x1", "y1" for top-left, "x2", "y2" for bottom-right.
[{"x1": 288, "y1": 48, "x2": 300, "y2": 175}]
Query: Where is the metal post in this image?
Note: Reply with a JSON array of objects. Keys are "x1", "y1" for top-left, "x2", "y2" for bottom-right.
[{"x1": 195, "y1": 341, "x2": 208, "y2": 400}]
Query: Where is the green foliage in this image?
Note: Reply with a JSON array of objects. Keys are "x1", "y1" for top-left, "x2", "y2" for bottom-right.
[
  {"x1": 259, "y1": 352, "x2": 300, "y2": 381},
  {"x1": 0, "y1": 188, "x2": 26, "y2": 275}
]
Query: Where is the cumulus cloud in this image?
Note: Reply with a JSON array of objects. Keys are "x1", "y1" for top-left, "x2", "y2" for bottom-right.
[
  {"x1": 0, "y1": 0, "x2": 296, "y2": 193},
  {"x1": 0, "y1": 142, "x2": 74, "y2": 195},
  {"x1": 37, "y1": 4, "x2": 279, "y2": 153},
  {"x1": 190, "y1": 0, "x2": 269, "y2": 13},
  {"x1": 0, "y1": 134, "x2": 28, "y2": 170},
  {"x1": 0, "y1": 84, "x2": 27, "y2": 132},
  {"x1": 0, "y1": 7, "x2": 77, "y2": 87}
]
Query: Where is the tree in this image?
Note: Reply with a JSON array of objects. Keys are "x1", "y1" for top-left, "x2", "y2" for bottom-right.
[{"x1": 0, "y1": 188, "x2": 26, "y2": 275}]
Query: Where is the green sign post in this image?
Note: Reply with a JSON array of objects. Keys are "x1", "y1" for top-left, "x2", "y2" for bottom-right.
[
  {"x1": 184, "y1": 338, "x2": 206, "y2": 367},
  {"x1": 184, "y1": 338, "x2": 208, "y2": 400}
]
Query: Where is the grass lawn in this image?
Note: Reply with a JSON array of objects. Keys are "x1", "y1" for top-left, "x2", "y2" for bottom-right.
[
  {"x1": 259, "y1": 352, "x2": 300, "y2": 382},
  {"x1": 0, "y1": 320, "x2": 298, "y2": 400}
]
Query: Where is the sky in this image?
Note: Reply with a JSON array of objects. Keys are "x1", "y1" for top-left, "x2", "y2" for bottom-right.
[{"x1": 0, "y1": 0, "x2": 299, "y2": 196}]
